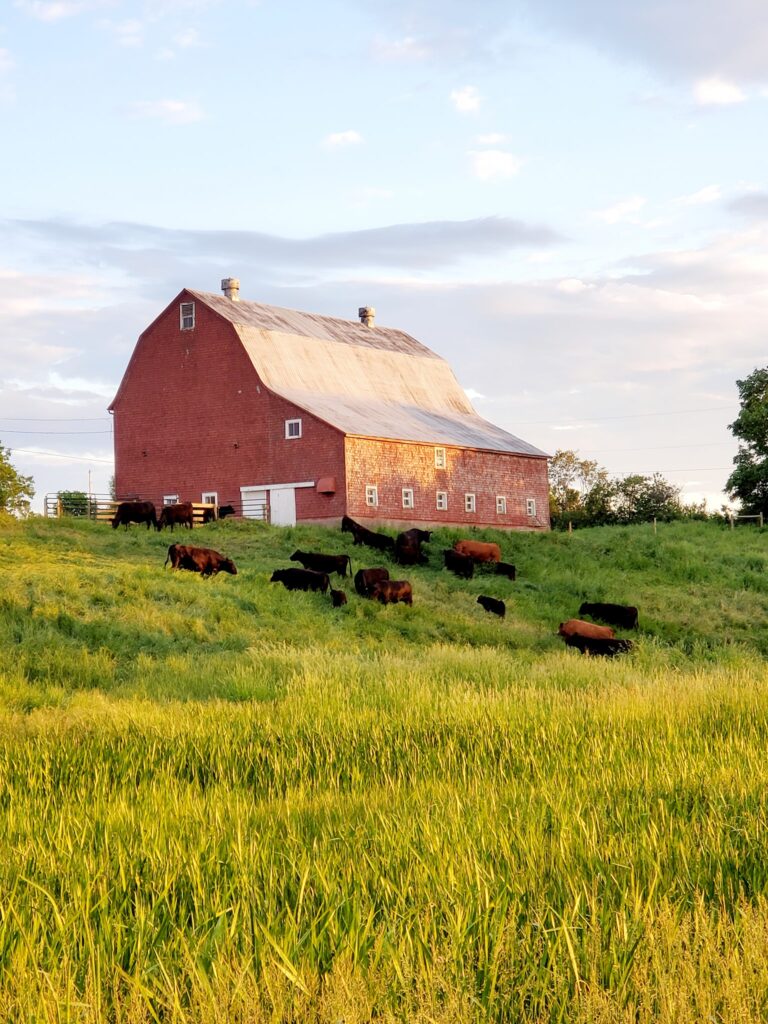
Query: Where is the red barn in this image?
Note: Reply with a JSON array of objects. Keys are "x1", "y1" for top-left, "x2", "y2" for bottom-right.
[{"x1": 109, "y1": 279, "x2": 549, "y2": 529}]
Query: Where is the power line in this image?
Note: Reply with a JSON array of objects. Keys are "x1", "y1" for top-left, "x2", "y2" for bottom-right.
[
  {"x1": 0, "y1": 416, "x2": 112, "y2": 422},
  {"x1": 8, "y1": 447, "x2": 114, "y2": 465},
  {"x1": 581, "y1": 441, "x2": 734, "y2": 454},
  {"x1": 517, "y1": 403, "x2": 734, "y2": 426},
  {"x1": 0, "y1": 430, "x2": 112, "y2": 435}
]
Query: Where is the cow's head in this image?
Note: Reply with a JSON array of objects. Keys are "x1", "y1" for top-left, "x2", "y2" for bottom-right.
[
  {"x1": 270, "y1": 570, "x2": 284, "y2": 582},
  {"x1": 289, "y1": 550, "x2": 302, "y2": 562},
  {"x1": 221, "y1": 559, "x2": 238, "y2": 575}
]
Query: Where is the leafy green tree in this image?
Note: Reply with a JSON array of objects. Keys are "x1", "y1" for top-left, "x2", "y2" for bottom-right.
[
  {"x1": 57, "y1": 490, "x2": 89, "y2": 517},
  {"x1": 726, "y1": 367, "x2": 768, "y2": 516},
  {"x1": 548, "y1": 449, "x2": 610, "y2": 526},
  {"x1": 0, "y1": 443, "x2": 34, "y2": 517}
]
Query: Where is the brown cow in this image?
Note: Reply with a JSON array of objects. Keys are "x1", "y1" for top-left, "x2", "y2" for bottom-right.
[
  {"x1": 562, "y1": 634, "x2": 633, "y2": 657},
  {"x1": 157, "y1": 502, "x2": 194, "y2": 531},
  {"x1": 165, "y1": 544, "x2": 237, "y2": 577},
  {"x1": 330, "y1": 589, "x2": 348, "y2": 607},
  {"x1": 558, "y1": 618, "x2": 616, "y2": 640},
  {"x1": 453, "y1": 540, "x2": 501, "y2": 563},
  {"x1": 369, "y1": 580, "x2": 413, "y2": 606},
  {"x1": 354, "y1": 567, "x2": 390, "y2": 597},
  {"x1": 443, "y1": 549, "x2": 474, "y2": 579},
  {"x1": 111, "y1": 500, "x2": 157, "y2": 530}
]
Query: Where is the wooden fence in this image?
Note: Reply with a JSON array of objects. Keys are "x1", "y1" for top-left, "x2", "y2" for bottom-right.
[{"x1": 42, "y1": 495, "x2": 257, "y2": 525}]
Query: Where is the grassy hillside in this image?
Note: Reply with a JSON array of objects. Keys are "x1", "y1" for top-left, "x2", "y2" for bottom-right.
[{"x1": 1, "y1": 517, "x2": 768, "y2": 1021}]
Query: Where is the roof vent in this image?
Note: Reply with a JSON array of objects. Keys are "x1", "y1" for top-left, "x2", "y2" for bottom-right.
[
  {"x1": 221, "y1": 277, "x2": 240, "y2": 301},
  {"x1": 358, "y1": 306, "x2": 375, "y2": 327}
]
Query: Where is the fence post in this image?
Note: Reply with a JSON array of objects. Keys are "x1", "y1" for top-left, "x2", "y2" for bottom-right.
[
  {"x1": 653, "y1": 517, "x2": 657, "y2": 535},
  {"x1": 761, "y1": 513, "x2": 764, "y2": 529},
  {"x1": 729, "y1": 513, "x2": 735, "y2": 530},
  {"x1": 568, "y1": 520, "x2": 573, "y2": 534}
]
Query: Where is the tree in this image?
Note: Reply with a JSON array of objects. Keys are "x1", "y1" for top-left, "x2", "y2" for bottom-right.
[
  {"x1": 548, "y1": 449, "x2": 611, "y2": 526},
  {"x1": 726, "y1": 367, "x2": 768, "y2": 516},
  {"x1": 57, "y1": 490, "x2": 89, "y2": 517},
  {"x1": 0, "y1": 443, "x2": 34, "y2": 517}
]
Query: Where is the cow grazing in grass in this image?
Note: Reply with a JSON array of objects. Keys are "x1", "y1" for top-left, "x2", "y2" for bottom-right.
[
  {"x1": 558, "y1": 619, "x2": 616, "y2": 640},
  {"x1": 111, "y1": 501, "x2": 157, "y2": 530},
  {"x1": 369, "y1": 580, "x2": 413, "y2": 606},
  {"x1": 290, "y1": 550, "x2": 352, "y2": 577},
  {"x1": 443, "y1": 549, "x2": 474, "y2": 579},
  {"x1": 453, "y1": 540, "x2": 501, "y2": 563},
  {"x1": 218, "y1": 504, "x2": 236, "y2": 519},
  {"x1": 157, "y1": 502, "x2": 194, "y2": 531},
  {"x1": 165, "y1": 544, "x2": 237, "y2": 577},
  {"x1": 562, "y1": 634, "x2": 633, "y2": 657},
  {"x1": 341, "y1": 516, "x2": 395, "y2": 553},
  {"x1": 477, "y1": 595, "x2": 505, "y2": 618},
  {"x1": 579, "y1": 602, "x2": 639, "y2": 630},
  {"x1": 354, "y1": 567, "x2": 390, "y2": 597},
  {"x1": 395, "y1": 533, "x2": 429, "y2": 566},
  {"x1": 330, "y1": 589, "x2": 348, "y2": 607},
  {"x1": 496, "y1": 562, "x2": 516, "y2": 580},
  {"x1": 270, "y1": 567, "x2": 330, "y2": 594}
]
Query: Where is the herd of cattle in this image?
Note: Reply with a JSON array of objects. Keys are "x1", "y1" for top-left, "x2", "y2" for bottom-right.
[{"x1": 112, "y1": 502, "x2": 639, "y2": 656}]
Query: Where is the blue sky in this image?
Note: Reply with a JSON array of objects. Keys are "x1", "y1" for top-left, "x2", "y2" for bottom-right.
[{"x1": 2, "y1": 0, "x2": 767, "y2": 510}]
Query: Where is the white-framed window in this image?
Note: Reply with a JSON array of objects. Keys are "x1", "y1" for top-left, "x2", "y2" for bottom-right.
[
  {"x1": 365, "y1": 484, "x2": 379, "y2": 507},
  {"x1": 285, "y1": 418, "x2": 302, "y2": 439},
  {"x1": 465, "y1": 493, "x2": 476, "y2": 513},
  {"x1": 526, "y1": 497, "x2": 537, "y2": 517},
  {"x1": 402, "y1": 488, "x2": 414, "y2": 509},
  {"x1": 436, "y1": 491, "x2": 448, "y2": 511},
  {"x1": 180, "y1": 302, "x2": 195, "y2": 330},
  {"x1": 163, "y1": 494, "x2": 179, "y2": 506},
  {"x1": 202, "y1": 491, "x2": 217, "y2": 505},
  {"x1": 496, "y1": 496, "x2": 507, "y2": 514},
  {"x1": 434, "y1": 447, "x2": 447, "y2": 469}
]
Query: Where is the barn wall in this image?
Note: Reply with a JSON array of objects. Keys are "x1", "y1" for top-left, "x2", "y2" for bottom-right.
[
  {"x1": 111, "y1": 293, "x2": 346, "y2": 518},
  {"x1": 344, "y1": 437, "x2": 550, "y2": 530}
]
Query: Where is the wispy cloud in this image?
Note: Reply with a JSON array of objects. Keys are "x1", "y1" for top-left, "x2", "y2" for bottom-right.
[
  {"x1": 674, "y1": 184, "x2": 722, "y2": 206},
  {"x1": 323, "y1": 129, "x2": 363, "y2": 148},
  {"x1": 693, "y1": 76, "x2": 746, "y2": 106},
  {"x1": 373, "y1": 35, "x2": 430, "y2": 61},
  {"x1": 450, "y1": 85, "x2": 481, "y2": 113},
  {"x1": 593, "y1": 195, "x2": 646, "y2": 225},
  {"x1": 104, "y1": 19, "x2": 144, "y2": 47},
  {"x1": 469, "y1": 150, "x2": 523, "y2": 181},
  {"x1": 127, "y1": 99, "x2": 204, "y2": 124},
  {"x1": 15, "y1": 0, "x2": 107, "y2": 21},
  {"x1": 476, "y1": 132, "x2": 505, "y2": 145},
  {"x1": 174, "y1": 27, "x2": 203, "y2": 48}
]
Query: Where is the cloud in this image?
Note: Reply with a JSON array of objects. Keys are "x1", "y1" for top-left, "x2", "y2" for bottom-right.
[
  {"x1": 105, "y1": 19, "x2": 144, "y2": 47},
  {"x1": 476, "y1": 132, "x2": 506, "y2": 145},
  {"x1": 323, "y1": 130, "x2": 363, "y2": 148},
  {"x1": 729, "y1": 192, "x2": 768, "y2": 219},
  {"x1": 557, "y1": 278, "x2": 594, "y2": 294},
  {"x1": 674, "y1": 185, "x2": 722, "y2": 206},
  {"x1": 450, "y1": 85, "x2": 481, "y2": 113},
  {"x1": 174, "y1": 27, "x2": 203, "y2": 48},
  {"x1": 593, "y1": 196, "x2": 647, "y2": 224},
  {"x1": 0, "y1": 49, "x2": 15, "y2": 74},
  {"x1": 693, "y1": 76, "x2": 746, "y2": 106},
  {"x1": 372, "y1": 35, "x2": 430, "y2": 60},
  {"x1": 469, "y1": 150, "x2": 523, "y2": 181},
  {"x1": 127, "y1": 99, "x2": 204, "y2": 124},
  {"x1": 14, "y1": 0, "x2": 107, "y2": 20}
]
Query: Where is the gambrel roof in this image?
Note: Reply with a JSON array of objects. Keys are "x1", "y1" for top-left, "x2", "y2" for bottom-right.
[{"x1": 189, "y1": 290, "x2": 547, "y2": 457}]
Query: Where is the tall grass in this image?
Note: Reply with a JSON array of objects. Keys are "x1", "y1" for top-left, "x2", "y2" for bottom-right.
[{"x1": 0, "y1": 517, "x2": 767, "y2": 1020}]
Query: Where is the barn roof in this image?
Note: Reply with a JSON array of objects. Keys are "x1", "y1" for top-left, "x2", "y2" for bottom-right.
[{"x1": 190, "y1": 290, "x2": 547, "y2": 458}]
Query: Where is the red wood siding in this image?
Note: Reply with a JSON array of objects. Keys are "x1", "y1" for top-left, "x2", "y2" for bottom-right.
[
  {"x1": 111, "y1": 292, "x2": 346, "y2": 518},
  {"x1": 344, "y1": 437, "x2": 550, "y2": 530}
]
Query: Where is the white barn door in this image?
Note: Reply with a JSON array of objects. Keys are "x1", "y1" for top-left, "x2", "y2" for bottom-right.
[{"x1": 270, "y1": 487, "x2": 296, "y2": 526}]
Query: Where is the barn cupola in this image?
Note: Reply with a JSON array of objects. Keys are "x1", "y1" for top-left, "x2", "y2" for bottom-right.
[
  {"x1": 358, "y1": 306, "x2": 375, "y2": 327},
  {"x1": 221, "y1": 277, "x2": 240, "y2": 301}
]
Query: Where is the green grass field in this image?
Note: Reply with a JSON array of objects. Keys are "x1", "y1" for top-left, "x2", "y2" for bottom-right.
[{"x1": 1, "y1": 515, "x2": 768, "y2": 1022}]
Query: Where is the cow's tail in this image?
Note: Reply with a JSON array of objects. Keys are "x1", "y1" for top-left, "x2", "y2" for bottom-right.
[
  {"x1": 345, "y1": 555, "x2": 352, "y2": 577},
  {"x1": 164, "y1": 545, "x2": 173, "y2": 568}
]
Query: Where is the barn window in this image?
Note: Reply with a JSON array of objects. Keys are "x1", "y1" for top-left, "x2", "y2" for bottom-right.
[
  {"x1": 496, "y1": 496, "x2": 507, "y2": 514},
  {"x1": 465, "y1": 493, "x2": 476, "y2": 513},
  {"x1": 179, "y1": 302, "x2": 195, "y2": 330},
  {"x1": 285, "y1": 418, "x2": 302, "y2": 439},
  {"x1": 526, "y1": 497, "x2": 536, "y2": 517},
  {"x1": 436, "y1": 491, "x2": 448, "y2": 511},
  {"x1": 365, "y1": 484, "x2": 378, "y2": 507},
  {"x1": 402, "y1": 488, "x2": 414, "y2": 510},
  {"x1": 202, "y1": 491, "x2": 217, "y2": 505},
  {"x1": 434, "y1": 447, "x2": 447, "y2": 469},
  {"x1": 163, "y1": 494, "x2": 179, "y2": 505}
]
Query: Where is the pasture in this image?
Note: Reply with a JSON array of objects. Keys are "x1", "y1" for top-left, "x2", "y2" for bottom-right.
[{"x1": 1, "y1": 515, "x2": 768, "y2": 1021}]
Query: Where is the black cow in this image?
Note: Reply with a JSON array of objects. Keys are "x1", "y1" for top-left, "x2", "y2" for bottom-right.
[
  {"x1": 369, "y1": 580, "x2": 413, "y2": 606},
  {"x1": 270, "y1": 567, "x2": 330, "y2": 594},
  {"x1": 496, "y1": 562, "x2": 517, "y2": 580},
  {"x1": 477, "y1": 595, "x2": 505, "y2": 618},
  {"x1": 290, "y1": 550, "x2": 352, "y2": 577},
  {"x1": 218, "y1": 504, "x2": 237, "y2": 519},
  {"x1": 157, "y1": 502, "x2": 194, "y2": 531},
  {"x1": 341, "y1": 516, "x2": 395, "y2": 552},
  {"x1": 443, "y1": 549, "x2": 474, "y2": 579},
  {"x1": 579, "y1": 602, "x2": 639, "y2": 630},
  {"x1": 394, "y1": 531, "x2": 429, "y2": 566},
  {"x1": 562, "y1": 634, "x2": 633, "y2": 657},
  {"x1": 201, "y1": 507, "x2": 217, "y2": 524},
  {"x1": 164, "y1": 544, "x2": 237, "y2": 577},
  {"x1": 399, "y1": 528, "x2": 431, "y2": 545},
  {"x1": 354, "y1": 567, "x2": 390, "y2": 597},
  {"x1": 330, "y1": 589, "x2": 348, "y2": 607},
  {"x1": 111, "y1": 501, "x2": 157, "y2": 530}
]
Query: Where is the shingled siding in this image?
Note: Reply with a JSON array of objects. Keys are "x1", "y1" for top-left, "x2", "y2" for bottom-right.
[
  {"x1": 112, "y1": 294, "x2": 346, "y2": 517},
  {"x1": 344, "y1": 437, "x2": 550, "y2": 530}
]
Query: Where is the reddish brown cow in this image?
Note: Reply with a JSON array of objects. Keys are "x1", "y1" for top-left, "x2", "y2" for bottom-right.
[
  {"x1": 165, "y1": 544, "x2": 237, "y2": 577},
  {"x1": 369, "y1": 580, "x2": 413, "y2": 606},
  {"x1": 354, "y1": 567, "x2": 390, "y2": 597},
  {"x1": 157, "y1": 502, "x2": 194, "y2": 531},
  {"x1": 453, "y1": 540, "x2": 501, "y2": 563},
  {"x1": 558, "y1": 618, "x2": 616, "y2": 640},
  {"x1": 111, "y1": 500, "x2": 157, "y2": 530}
]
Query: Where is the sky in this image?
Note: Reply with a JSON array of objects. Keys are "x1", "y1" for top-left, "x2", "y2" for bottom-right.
[{"x1": 2, "y1": 0, "x2": 767, "y2": 512}]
